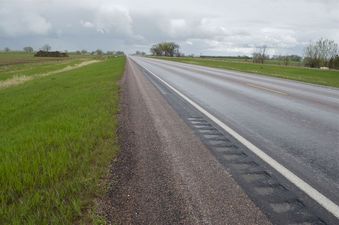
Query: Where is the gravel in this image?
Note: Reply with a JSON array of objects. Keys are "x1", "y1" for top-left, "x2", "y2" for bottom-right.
[{"x1": 102, "y1": 58, "x2": 272, "y2": 225}]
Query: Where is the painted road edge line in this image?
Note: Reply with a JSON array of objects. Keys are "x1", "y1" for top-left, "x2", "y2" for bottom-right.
[{"x1": 138, "y1": 62, "x2": 339, "y2": 219}]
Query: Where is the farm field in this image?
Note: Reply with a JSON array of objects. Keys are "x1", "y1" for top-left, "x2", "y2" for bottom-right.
[
  {"x1": 0, "y1": 52, "x2": 96, "y2": 82},
  {"x1": 153, "y1": 56, "x2": 339, "y2": 88},
  {"x1": 0, "y1": 55, "x2": 125, "y2": 224},
  {"x1": 0, "y1": 52, "x2": 90, "y2": 66}
]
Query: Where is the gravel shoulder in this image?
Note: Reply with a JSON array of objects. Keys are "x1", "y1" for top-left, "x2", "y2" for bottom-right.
[{"x1": 104, "y1": 58, "x2": 271, "y2": 225}]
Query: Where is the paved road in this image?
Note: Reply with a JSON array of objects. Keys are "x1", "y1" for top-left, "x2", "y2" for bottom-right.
[
  {"x1": 106, "y1": 58, "x2": 271, "y2": 224},
  {"x1": 131, "y1": 57, "x2": 339, "y2": 212}
]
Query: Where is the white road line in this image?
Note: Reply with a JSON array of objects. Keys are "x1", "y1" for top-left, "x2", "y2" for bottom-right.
[{"x1": 138, "y1": 62, "x2": 339, "y2": 219}]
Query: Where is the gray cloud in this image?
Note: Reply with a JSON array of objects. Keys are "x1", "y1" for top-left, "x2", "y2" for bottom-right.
[
  {"x1": 0, "y1": 1, "x2": 51, "y2": 36},
  {"x1": 0, "y1": 0, "x2": 338, "y2": 56}
]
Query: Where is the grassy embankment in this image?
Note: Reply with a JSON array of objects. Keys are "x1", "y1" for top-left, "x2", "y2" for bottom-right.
[
  {"x1": 0, "y1": 55, "x2": 125, "y2": 224},
  {"x1": 153, "y1": 56, "x2": 339, "y2": 88}
]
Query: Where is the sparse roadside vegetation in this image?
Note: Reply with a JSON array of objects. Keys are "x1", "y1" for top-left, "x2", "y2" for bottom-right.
[
  {"x1": 152, "y1": 56, "x2": 339, "y2": 88},
  {"x1": 0, "y1": 56, "x2": 126, "y2": 224}
]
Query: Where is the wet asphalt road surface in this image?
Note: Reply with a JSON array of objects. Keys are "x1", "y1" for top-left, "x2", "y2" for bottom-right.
[
  {"x1": 105, "y1": 58, "x2": 271, "y2": 224},
  {"x1": 130, "y1": 57, "x2": 339, "y2": 219}
]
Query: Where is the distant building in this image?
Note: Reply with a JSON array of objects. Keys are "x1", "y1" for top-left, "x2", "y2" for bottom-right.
[{"x1": 34, "y1": 51, "x2": 68, "y2": 57}]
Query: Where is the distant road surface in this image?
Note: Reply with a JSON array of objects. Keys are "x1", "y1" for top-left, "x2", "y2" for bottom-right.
[{"x1": 131, "y1": 56, "x2": 339, "y2": 217}]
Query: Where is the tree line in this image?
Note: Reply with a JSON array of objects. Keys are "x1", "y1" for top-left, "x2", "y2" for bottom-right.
[
  {"x1": 251, "y1": 38, "x2": 339, "y2": 69},
  {"x1": 148, "y1": 39, "x2": 339, "y2": 69},
  {"x1": 304, "y1": 38, "x2": 339, "y2": 69},
  {"x1": 2, "y1": 45, "x2": 124, "y2": 56}
]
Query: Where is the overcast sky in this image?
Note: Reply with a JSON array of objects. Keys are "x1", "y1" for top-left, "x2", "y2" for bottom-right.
[{"x1": 1, "y1": 0, "x2": 339, "y2": 56}]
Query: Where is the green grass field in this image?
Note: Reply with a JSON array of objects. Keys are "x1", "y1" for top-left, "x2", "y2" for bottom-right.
[
  {"x1": 0, "y1": 56, "x2": 125, "y2": 224},
  {"x1": 199, "y1": 57, "x2": 303, "y2": 67},
  {"x1": 153, "y1": 57, "x2": 339, "y2": 88}
]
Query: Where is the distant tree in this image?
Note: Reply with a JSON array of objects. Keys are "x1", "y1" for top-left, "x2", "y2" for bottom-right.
[
  {"x1": 177, "y1": 52, "x2": 185, "y2": 57},
  {"x1": 304, "y1": 38, "x2": 338, "y2": 68},
  {"x1": 150, "y1": 44, "x2": 163, "y2": 56},
  {"x1": 150, "y1": 42, "x2": 180, "y2": 57},
  {"x1": 75, "y1": 50, "x2": 81, "y2": 55},
  {"x1": 81, "y1": 50, "x2": 88, "y2": 55},
  {"x1": 282, "y1": 56, "x2": 289, "y2": 66},
  {"x1": 273, "y1": 55, "x2": 289, "y2": 65},
  {"x1": 162, "y1": 42, "x2": 179, "y2": 56},
  {"x1": 328, "y1": 55, "x2": 339, "y2": 69},
  {"x1": 252, "y1": 45, "x2": 267, "y2": 64},
  {"x1": 115, "y1": 51, "x2": 125, "y2": 56},
  {"x1": 289, "y1": 55, "x2": 302, "y2": 62},
  {"x1": 106, "y1": 51, "x2": 114, "y2": 55},
  {"x1": 272, "y1": 54, "x2": 302, "y2": 66},
  {"x1": 23, "y1": 46, "x2": 34, "y2": 53},
  {"x1": 95, "y1": 49, "x2": 103, "y2": 55},
  {"x1": 135, "y1": 51, "x2": 146, "y2": 56},
  {"x1": 41, "y1": 44, "x2": 51, "y2": 52},
  {"x1": 4, "y1": 47, "x2": 10, "y2": 52}
]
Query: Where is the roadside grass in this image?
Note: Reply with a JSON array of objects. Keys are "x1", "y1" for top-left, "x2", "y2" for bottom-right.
[
  {"x1": 199, "y1": 57, "x2": 303, "y2": 67},
  {"x1": 0, "y1": 57, "x2": 125, "y2": 224},
  {"x1": 153, "y1": 57, "x2": 339, "y2": 88}
]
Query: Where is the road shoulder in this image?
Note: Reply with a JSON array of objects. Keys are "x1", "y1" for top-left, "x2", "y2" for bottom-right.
[{"x1": 103, "y1": 58, "x2": 271, "y2": 224}]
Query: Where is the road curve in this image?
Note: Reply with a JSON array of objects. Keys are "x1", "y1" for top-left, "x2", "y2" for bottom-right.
[{"x1": 131, "y1": 56, "x2": 339, "y2": 216}]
